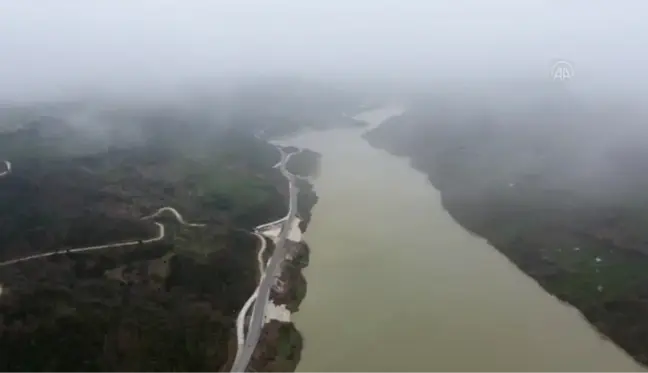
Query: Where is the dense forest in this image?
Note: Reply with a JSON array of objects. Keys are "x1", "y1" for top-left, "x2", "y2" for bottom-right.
[
  {"x1": 365, "y1": 93, "x2": 648, "y2": 365},
  {"x1": 0, "y1": 80, "x2": 362, "y2": 371},
  {"x1": 285, "y1": 149, "x2": 321, "y2": 179},
  {"x1": 0, "y1": 105, "x2": 293, "y2": 370}
]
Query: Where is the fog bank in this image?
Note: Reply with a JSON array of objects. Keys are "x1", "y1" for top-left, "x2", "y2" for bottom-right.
[{"x1": 0, "y1": 1, "x2": 646, "y2": 101}]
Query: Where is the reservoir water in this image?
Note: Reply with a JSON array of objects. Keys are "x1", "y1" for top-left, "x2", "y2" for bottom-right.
[{"x1": 286, "y1": 107, "x2": 643, "y2": 371}]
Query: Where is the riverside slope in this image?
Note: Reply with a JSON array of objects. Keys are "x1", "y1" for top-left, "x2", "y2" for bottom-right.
[
  {"x1": 0, "y1": 138, "x2": 307, "y2": 371},
  {"x1": 363, "y1": 106, "x2": 648, "y2": 369},
  {"x1": 0, "y1": 206, "x2": 204, "y2": 267},
  {"x1": 0, "y1": 130, "x2": 308, "y2": 369},
  {"x1": 230, "y1": 145, "x2": 300, "y2": 372},
  {"x1": 286, "y1": 105, "x2": 642, "y2": 371}
]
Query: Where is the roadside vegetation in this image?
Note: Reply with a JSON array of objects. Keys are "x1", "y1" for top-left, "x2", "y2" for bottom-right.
[
  {"x1": 0, "y1": 81, "x2": 353, "y2": 371},
  {"x1": 0, "y1": 106, "x2": 287, "y2": 371}
]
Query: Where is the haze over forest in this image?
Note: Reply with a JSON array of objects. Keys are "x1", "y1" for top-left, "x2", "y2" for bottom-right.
[{"x1": 3, "y1": 1, "x2": 648, "y2": 371}]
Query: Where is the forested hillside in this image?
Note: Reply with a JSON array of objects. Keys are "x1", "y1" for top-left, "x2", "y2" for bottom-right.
[
  {"x1": 0, "y1": 106, "x2": 287, "y2": 371},
  {"x1": 365, "y1": 94, "x2": 648, "y2": 365}
]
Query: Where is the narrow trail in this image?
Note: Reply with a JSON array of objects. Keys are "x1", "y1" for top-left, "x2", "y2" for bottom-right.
[
  {"x1": 0, "y1": 160, "x2": 206, "y2": 268},
  {"x1": 141, "y1": 206, "x2": 206, "y2": 227},
  {"x1": 0, "y1": 222, "x2": 165, "y2": 267},
  {"x1": 0, "y1": 206, "x2": 204, "y2": 267}
]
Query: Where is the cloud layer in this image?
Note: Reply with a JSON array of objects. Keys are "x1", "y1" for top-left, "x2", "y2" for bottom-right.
[{"x1": 0, "y1": 1, "x2": 646, "y2": 100}]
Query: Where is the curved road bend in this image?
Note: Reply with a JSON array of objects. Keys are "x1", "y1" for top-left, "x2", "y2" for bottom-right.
[
  {"x1": 0, "y1": 207, "x2": 203, "y2": 267},
  {"x1": 0, "y1": 144, "x2": 297, "y2": 373},
  {"x1": 234, "y1": 146, "x2": 292, "y2": 364},
  {"x1": 283, "y1": 149, "x2": 312, "y2": 182},
  {"x1": 141, "y1": 206, "x2": 206, "y2": 227},
  {"x1": 256, "y1": 148, "x2": 290, "y2": 231},
  {"x1": 0, "y1": 161, "x2": 11, "y2": 177},
  {"x1": 234, "y1": 232, "x2": 270, "y2": 362},
  {"x1": 232, "y1": 145, "x2": 292, "y2": 366},
  {"x1": 231, "y1": 147, "x2": 300, "y2": 372}
]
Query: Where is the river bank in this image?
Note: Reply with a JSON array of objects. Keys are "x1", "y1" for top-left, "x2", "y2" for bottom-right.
[
  {"x1": 243, "y1": 147, "x2": 320, "y2": 372},
  {"x1": 287, "y1": 106, "x2": 642, "y2": 371},
  {"x1": 363, "y1": 107, "x2": 648, "y2": 368}
]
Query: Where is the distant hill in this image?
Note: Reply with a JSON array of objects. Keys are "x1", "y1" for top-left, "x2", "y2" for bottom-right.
[{"x1": 365, "y1": 92, "x2": 648, "y2": 367}]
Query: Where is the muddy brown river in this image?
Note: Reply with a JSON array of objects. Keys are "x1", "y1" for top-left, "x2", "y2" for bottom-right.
[{"x1": 285, "y1": 107, "x2": 643, "y2": 371}]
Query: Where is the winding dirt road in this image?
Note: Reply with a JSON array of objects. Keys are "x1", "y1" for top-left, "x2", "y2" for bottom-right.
[
  {"x1": 141, "y1": 206, "x2": 206, "y2": 227},
  {"x1": 0, "y1": 205, "x2": 205, "y2": 268},
  {"x1": 0, "y1": 222, "x2": 166, "y2": 267},
  {"x1": 0, "y1": 161, "x2": 204, "y2": 267}
]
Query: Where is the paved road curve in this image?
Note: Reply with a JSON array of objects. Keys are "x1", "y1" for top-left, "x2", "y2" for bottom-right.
[
  {"x1": 234, "y1": 232, "x2": 269, "y2": 358},
  {"x1": 0, "y1": 146, "x2": 297, "y2": 372},
  {"x1": 0, "y1": 161, "x2": 11, "y2": 177},
  {"x1": 230, "y1": 146, "x2": 300, "y2": 372},
  {"x1": 141, "y1": 206, "x2": 206, "y2": 227}
]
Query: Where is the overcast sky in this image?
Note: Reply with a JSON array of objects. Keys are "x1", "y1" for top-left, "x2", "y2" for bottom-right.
[{"x1": 0, "y1": 1, "x2": 646, "y2": 101}]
